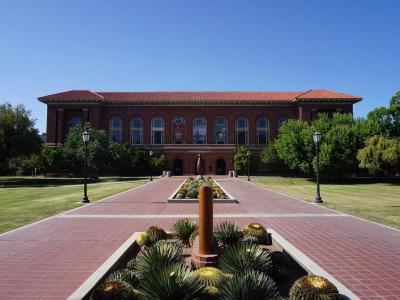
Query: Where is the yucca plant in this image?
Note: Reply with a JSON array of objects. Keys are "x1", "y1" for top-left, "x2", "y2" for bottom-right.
[
  {"x1": 289, "y1": 275, "x2": 339, "y2": 300},
  {"x1": 171, "y1": 219, "x2": 198, "y2": 247},
  {"x1": 243, "y1": 223, "x2": 268, "y2": 244},
  {"x1": 107, "y1": 269, "x2": 140, "y2": 288},
  {"x1": 214, "y1": 222, "x2": 243, "y2": 247},
  {"x1": 218, "y1": 243, "x2": 273, "y2": 275},
  {"x1": 194, "y1": 267, "x2": 226, "y2": 287},
  {"x1": 219, "y1": 270, "x2": 279, "y2": 300},
  {"x1": 139, "y1": 263, "x2": 207, "y2": 300},
  {"x1": 144, "y1": 226, "x2": 167, "y2": 246},
  {"x1": 90, "y1": 279, "x2": 139, "y2": 300},
  {"x1": 134, "y1": 240, "x2": 183, "y2": 278}
]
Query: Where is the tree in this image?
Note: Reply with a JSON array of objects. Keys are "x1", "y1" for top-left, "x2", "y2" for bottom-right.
[
  {"x1": 151, "y1": 155, "x2": 167, "y2": 174},
  {"x1": 357, "y1": 135, "x2": 400, "y2": 176},
  {"x1": 0, "y1": 103, "x2": 42, "y2": 175},
  {"x1": 234, "y1": 146, "x2": 249, "y2": 174}
]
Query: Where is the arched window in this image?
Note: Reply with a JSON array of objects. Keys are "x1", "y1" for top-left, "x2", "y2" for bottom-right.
[
  {"x1": 214, "y1": 116, "x2": 228, "y2": 144},
  {"x1": 193, "y1": 117, "x2": 207, "y2": 144},
  {"x1": 151, "y1": 116, "x2": 165, "y2": 144},
  {"x1": 235, "y1": 117, "x2": 248, "y2": 145},
  {"x1": 172, "y1": 116, "x2": 186, "y2": 144},
  {"x1": 277, "y1": 116, "x2": 289, "y2": 130},
  {"x1": 109, "y1": 117, "x2": 123, "y2": 143},
  {"x1": 130, "y1": 117, "x2": 143, "y2": 145},
  {"x1": 69, "y1": 116, "x2": 82, "y2": 129},
  {"x1": 256, "y1": 117, "x2": 269, "y2": 145}
]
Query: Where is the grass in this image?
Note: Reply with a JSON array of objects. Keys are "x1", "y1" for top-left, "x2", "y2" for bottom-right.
[
  {"x1": 250, "y1": 176, "x2": 400, "y2": 229},
  {"x1": 0, "y1": 176, "x2": 148, "y2": 234}
]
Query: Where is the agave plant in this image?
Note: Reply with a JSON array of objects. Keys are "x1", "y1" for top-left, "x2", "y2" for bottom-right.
[
  {"x1": 214, "y1": 222, "x2": 243, "y2": 247},
  {"x1": 144, "y1": 226, "x2": 167, "y2": 246},
  {"x1": 171, "y1": 219, "x2": 198, "y2": 247},
  {"x1": 243, "y1": 223, "x2": 268, "y2": 244},
  {"x1": 194, "y1": 267, "x2": 226, "y2": 287},
  {"x1": 219, "y1": 270, "x2": 279, "y2": 300},
  {"x1": 134, "y1": 240, "x2": 183, "y2": 278},
  {"x1": 107, "y1": 269, "x2": 140, "y2": 288},
  {"x1": 139, "y1": 263, "x2": 207, "y2": 300},
  {"x1": 126, "y1": 258, "x2": 135, "y2": 270},
  {"x1": 189, "y1": 228, "x2": 199, "y2": 247},
  {"x1": 218, "y1": 243, "x2": 273, "y2": 275},
  {"x1": 289, "y1": 275, "x2": 340, "y2": 300},
  {"x1": 90, "y1": 279, "x2": 139, "y2": 300}
]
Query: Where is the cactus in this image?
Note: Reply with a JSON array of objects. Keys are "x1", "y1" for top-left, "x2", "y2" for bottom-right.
[
  {"x1": 194, "y1": 267, "x2": 226, "y2": 287},
  {"x1": 243, "y1": 223, "x2": 268, "y2": 244},
  {"x1": 289, "y1": 275, "x2": 340, "y2": 300},
  {"x1": 145, "y1": 226, "x2": 167, "y2": 246},
  {"x1": 90, "y1": 279, "x2": 138, "y2": 300}
]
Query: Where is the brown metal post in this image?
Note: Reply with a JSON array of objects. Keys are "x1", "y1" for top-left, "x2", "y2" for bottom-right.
[{"x1": 198, "y1": 183, "x2": 213, "y2": 255}]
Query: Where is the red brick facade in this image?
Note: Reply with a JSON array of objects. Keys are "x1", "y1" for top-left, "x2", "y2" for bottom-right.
[{"x1": 39, "y1": 90, "x2": 361, "y2": 174}]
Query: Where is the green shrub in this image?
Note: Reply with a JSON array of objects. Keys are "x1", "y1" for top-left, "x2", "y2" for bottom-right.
[
  {"x1": 186, "y1": 187, "x2": 199, "y2": 198},
  {"x1": 171, "y1": 219, "x2": 198, "y2": 247},
  {"x1": 219, "y1": 270, "x2": 279, "y2": 300},
  {"x1": 243, "y1": 223, "x2": 268, "y2": 244},
  {"x1": 90, "y1": 279, "x2": 139, "y2": 300},
  {"x1": 145, "y1": 226, "x2": 167, "y2": 246},
  {"x1": 289, "y1": 275, "x2": 339, "y2": 300},
  {"x1": 214, "y1": 222, "x2": 243, "y2": 247},
  {"x1": 107, "y1": 269, "x2": 140, "y2": 288},
  {"x1": 218, "y1": 243, "x2": 272, "y2": 275},
  {"x1": 134, "y1": 240, "x2": 183, "y2": 278},
  {"x1": 194, "y1": 267, "x2": 226, "y2": 287},
  {"x1": 139, "y1": 263, "x2": 206, "y2": 300}
]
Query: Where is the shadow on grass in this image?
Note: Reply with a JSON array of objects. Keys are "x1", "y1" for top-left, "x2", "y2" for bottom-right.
[
  {"x1": 305, "y1": 177, "x2": 400, "y2": 185},
  {"x1": 0, "y1": 177, "x2": 148, "y2": 188}
]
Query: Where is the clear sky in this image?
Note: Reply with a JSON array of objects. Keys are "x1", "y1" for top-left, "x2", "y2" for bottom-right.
[{"x1": 1, "y1": 0, "x2": 399, "y2": 133}]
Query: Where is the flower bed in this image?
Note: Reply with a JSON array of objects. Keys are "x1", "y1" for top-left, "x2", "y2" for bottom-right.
[{"x1": 88, "y1": 221, "x2": 341, "y2": 300}]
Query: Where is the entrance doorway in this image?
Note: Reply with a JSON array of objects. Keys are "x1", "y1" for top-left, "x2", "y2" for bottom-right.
[
  {"x1": 216, "y1": 159, "x2": 226, "y2": 175},
  {"x1": 173, "y1": 159, "x2": 183, "y2": 175}
]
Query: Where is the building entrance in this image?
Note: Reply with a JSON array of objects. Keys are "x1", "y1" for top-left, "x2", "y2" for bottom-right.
[
  {"x1": 173, "y1": 159, "x2": 183, "y2": 175},
  {"x1": 216, "y1": 159, "x2": 226, "y2": 175}
]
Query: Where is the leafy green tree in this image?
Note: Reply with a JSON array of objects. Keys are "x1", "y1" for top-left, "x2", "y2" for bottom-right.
[
  {"x1": 151, "y1": 155, "x2": 167, "y2": 174},
  {"x1": 234, "y1": 146, "x2": 250, "y2": 174},
  {"x1": 62, "y1": 124, "x2": 109, "y2": 175},
  {"x1": 0, "y1": 103, "x2": 42, "y2": 175},
  {"x1": 357, "y1": 135, "x2": 400, "y2": 176}
]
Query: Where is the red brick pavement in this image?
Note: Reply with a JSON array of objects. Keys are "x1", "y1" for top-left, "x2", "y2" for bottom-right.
[{"x1": 0, "y1": 177, "x2": 399, "y2": 299}]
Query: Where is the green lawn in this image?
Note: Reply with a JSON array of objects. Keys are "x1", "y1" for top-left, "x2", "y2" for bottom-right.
[
  {"x1": 250, "y1": 176, "x2": 400, "y2": 229},
  {"x1": 0, "y1": 176, "x2": 148, "y2": 234}
]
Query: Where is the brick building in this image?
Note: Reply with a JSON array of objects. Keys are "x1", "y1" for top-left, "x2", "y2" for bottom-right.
[{"x1": 38, "y1": 89, "x2": 361, "y2": 175}]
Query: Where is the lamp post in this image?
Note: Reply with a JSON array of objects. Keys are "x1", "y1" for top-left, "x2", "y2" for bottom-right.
[
  {"x1": 81, "y1": 130, "x2": 90, "y2": 203},
  {"x1": 246, "y1": 150, "x2": 251, "y2": 181},
  {"x1": 149, "y1": 150, "x2": 153, "y2": 181},
  {"x1": 313, "y1": 131, "x2": 323, "y2": 204}
]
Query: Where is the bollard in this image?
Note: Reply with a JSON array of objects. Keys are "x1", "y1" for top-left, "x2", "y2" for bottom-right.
[{"x1": 198, "y1": 184, "x2": 213, "y2": 255}]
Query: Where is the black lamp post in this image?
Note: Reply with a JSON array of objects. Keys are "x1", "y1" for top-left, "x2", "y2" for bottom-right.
[
  {"x1": 246, "y1": 150, "x2": 251, "y2": 181},
  {"x1": 313, "y1": 131, "x2": 323, "y2": 204},
  {"x1": 149, "y1": 150, "x2": 153, "y2": 181},
  {"x1": 81, "y1": 130, "x2": 90, "y2": 203}
]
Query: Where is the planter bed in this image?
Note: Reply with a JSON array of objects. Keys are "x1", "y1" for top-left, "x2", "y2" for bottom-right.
[
  {"x1": 168, "y1": 177, "x2": 238, "y2": 203},
  {"x1": 73, "y1": 221, "x2": 345, "y2": 300}
]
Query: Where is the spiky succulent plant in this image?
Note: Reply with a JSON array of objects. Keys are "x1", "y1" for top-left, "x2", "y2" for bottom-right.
[
  {"x1": 194, "y1": 267, "x2": 226, "y2": 287},
  {"x1": 107, "y1": 269, "x2": 140, "y2": 288},
  {"x1": 189, "y1": 228, "x2": 199, "y2": 247},
  {"x1": 171, "y1": 219, "x2": 198, "y2": 247},
  {"x1": 144, "y1": 226, "x2": 167, "y2": 246},
  {"x1": 90, "y1": 279, "x2": 139, "y2": 300},
  {"x1": 289, "y1": 275, "x2": 340, "y2": 300},
  {"x1": 218, "y1": 243, "x2": 273, "y2": 275},
  {"x1": 139, "y1": 263, "x2": 206, "y2": 300},
  {"x1": 134, "y1": 240, "x2": 183, "y2": 278},
  {"x1": 214, "y1": 222, "x2": 243, "y2": 247},
  {"x1": 219, "y1": 270, "x2": 279, "y2": 300},
  {"x1": 243, "y1": 223, "x2": 268, "y2": 244}
]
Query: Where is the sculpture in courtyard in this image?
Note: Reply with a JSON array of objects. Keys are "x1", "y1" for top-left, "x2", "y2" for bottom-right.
[{"x1": 196, "y1": 153, "x2": 204, "y2": 178}]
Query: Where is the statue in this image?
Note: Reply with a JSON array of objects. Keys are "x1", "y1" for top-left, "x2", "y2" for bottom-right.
[{"x1": 196, "y1": 154, "x2": 204, "y2": 178}]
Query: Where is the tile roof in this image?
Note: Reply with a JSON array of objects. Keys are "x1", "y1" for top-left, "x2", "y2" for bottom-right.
[{"x1": 38, "y1": 89, "x2": 362, "y2": 103}]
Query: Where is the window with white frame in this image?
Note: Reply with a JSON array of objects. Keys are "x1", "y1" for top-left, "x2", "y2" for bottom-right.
[
  {"x1": 172, "y1": 116, "x2": 185, "y2": 144},
  {"x1": 235, "y1": 117, "x2": 248, "y2": 145},
  {"x1": 151, "y1": 116, "x2": 165, "y2": 144},
  {"x1": 256, "y1": 117, "x2": 269, "y2": 145},
  {"x1": 214, "y1": 116, "x2": 228, "y2": 144},
  {"x1": 193, "y1": 117, "x2": 207, "y2": 144},
  {"x1": 130, "y1": 117, "x2": 143, "y2": 145},
  {"x1": 109, "y1": 117, "x2": 123, "y2": 143}
]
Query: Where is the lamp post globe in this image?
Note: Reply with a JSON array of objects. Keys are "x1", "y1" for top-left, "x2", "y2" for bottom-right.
[
  {"x1": 246, "y1": 150, "x2": 251, "y2": 181},
  {"x1": 313, "y1": 131, "x2": 323, "y2": 204},
  {"x1": 149, "y1": 150, "x2": 153, "y2": 181},
  {"x1": 81, "y1": 130, "x2": 90, "y2": 203}
]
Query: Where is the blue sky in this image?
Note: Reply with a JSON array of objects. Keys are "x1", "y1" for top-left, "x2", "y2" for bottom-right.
[{"x1": 0, "y1": 0, "x2": 399, "y2": 133}]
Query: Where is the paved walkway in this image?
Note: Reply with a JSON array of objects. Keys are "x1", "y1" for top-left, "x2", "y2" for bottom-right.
[{"x1": 0, "y1": 177, "x2": 399, "y2": 299}]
